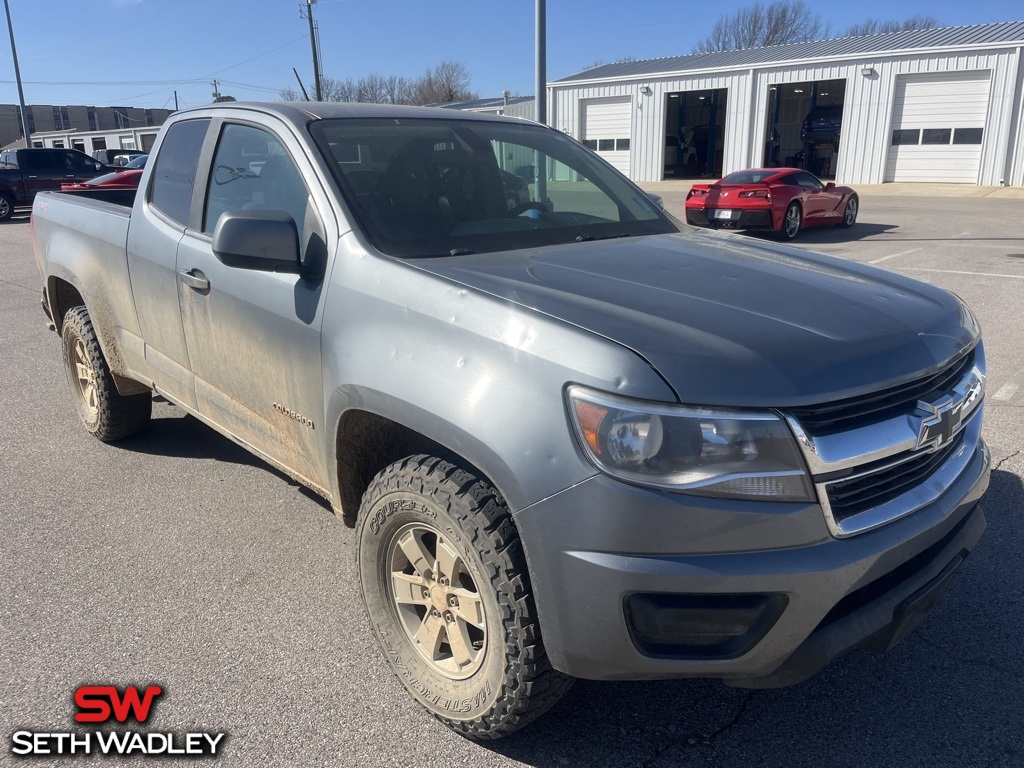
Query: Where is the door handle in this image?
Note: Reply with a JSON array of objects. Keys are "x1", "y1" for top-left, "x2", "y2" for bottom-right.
[{"x1": 179, "y1": 269, "x2": 210, "y2": 292}]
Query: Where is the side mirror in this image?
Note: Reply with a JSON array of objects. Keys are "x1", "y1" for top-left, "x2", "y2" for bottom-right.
[
  {"x1": 825, "y1": 182, "x2": 836, "y2": 191},
  {"x1": 646, "y1": 192, "x2": 665, "y2": 210},
  {"x1": 212, "y1": 210, "x2": 301, "y2": 273}
]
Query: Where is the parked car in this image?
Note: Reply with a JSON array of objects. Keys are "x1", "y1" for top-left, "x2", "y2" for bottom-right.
[
  {"x1": 801, "y1": 104, "x2": 843, "y2": 149},
  {"x1": 32, "y1": 103, "x2": 986, "y2": 739},
  {"x1": 91, "y1": 148, "x2": 146, "y2": 167},
  {"x1": 685, "y1": 167, "x2": 858, "y2": 240},
  {"x1": 122, "y1": 154, "x2": 149, "y2": 169},
  {"x1": 0, "y1": 147, "x2": 110, "y2": 222},
  {"x1": 61, "y1": 168, "x2": 143, "y2": 192}
]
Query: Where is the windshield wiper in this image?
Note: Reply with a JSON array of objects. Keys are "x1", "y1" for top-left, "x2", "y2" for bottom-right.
[{"x1": 574, "y1": 233, "x2": 631, "y2": 243}]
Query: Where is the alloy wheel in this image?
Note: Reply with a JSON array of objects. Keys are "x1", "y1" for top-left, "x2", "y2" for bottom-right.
[{"x1": 386, "y1": 522, "x2": 487, "y2": 679}]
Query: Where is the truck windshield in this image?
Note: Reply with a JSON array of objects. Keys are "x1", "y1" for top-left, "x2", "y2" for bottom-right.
[{"x1": 310, "y1": 117, "x2": 677, "y2": 258}]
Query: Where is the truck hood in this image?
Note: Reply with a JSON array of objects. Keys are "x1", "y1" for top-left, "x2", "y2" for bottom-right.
[{"x1": 408, "y1": 232, "x2": 979, "y2": 407}]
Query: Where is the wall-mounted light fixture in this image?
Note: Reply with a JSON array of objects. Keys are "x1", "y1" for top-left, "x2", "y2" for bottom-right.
[
  {"x1": 861, "y1": 67, "x2": 876, "y2": 77},
  {"x1": 639, "y1": 85, "x2": 653, "y2": 95}
]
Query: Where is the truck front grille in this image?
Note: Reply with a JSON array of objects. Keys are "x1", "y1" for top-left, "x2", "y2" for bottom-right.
[
  {"x1": 824, "y1": 433, "x2": 967, "y2": 524},
  {"x1": 789, "y1": 349, "x2": 975, "y2": 435}
]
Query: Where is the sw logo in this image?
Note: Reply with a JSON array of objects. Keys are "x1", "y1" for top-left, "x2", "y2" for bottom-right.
[
  {"x1": 74, "y1": 685, "x2": 163, "y2": 723},
  {"x1": 9, "y1": 684, "x2": 226, "y2": 758}
]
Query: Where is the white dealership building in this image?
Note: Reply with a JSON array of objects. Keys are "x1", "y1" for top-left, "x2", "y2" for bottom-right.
[{"x1": 546, "y1": 21, "x2": 1024, "y2": 186}]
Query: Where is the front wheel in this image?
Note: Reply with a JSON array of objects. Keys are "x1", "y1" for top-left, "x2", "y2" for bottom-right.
[
  {"x1": 0, "y1": 193, "x2": 14, "y2": 223},
  {"x1": 356, "y1": 454, "x2": 573, "y2": 739},
  {"x1": 61, "y1": 306, "x2": 151, "y2": 441},
  {"x1": 777, "y1": 202, "x2": 802, "y2": 241},
  {"x1": 837, "y1": 195, "x2": 858, "y2": 228}
]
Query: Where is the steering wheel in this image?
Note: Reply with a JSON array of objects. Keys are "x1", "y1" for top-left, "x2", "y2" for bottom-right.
[{"x1": 510, "y1": 201, "x2": 547, "y2": 217}]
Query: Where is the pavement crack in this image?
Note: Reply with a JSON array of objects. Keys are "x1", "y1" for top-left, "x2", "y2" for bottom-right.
[
  {"x1": 639, "y1": 690, "x2": 760, "y2": 766},
  {"x1": 703, "y1": 690, "x2": 759, "y2": 745},
  {"x1": 993, "y1": 449, "x2": 1021, "y2": 472},
  {"x1": 0, "y1": 277, "x2": 38, "y2": 294}
]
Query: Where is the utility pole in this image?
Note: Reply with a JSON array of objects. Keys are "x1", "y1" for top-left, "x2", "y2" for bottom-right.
[
  {"x1": 173, "y1": 90, "x2": 179, "y2": 111},
  {"x1": 299, "y1": 0, "x2": 322, "y2": 101},
  {"x1": 211, "y1": 80, "x2": 221, "y2": 101},
  {"x1": 535, "y1": 0, "x2": 548, "y2": 204},
  {"x1": 3, "y1": 0, "x2": 31, "y2": 146}
]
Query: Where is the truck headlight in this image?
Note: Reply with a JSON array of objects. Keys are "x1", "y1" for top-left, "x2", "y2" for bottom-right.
[{"x1": 567, "y1": 386, "x2": 814, "y2": 502}]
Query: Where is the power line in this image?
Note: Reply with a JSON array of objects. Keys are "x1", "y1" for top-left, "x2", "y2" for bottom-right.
[{"x1": 111, "y1": 34, "x2": 308, "y2": 103}]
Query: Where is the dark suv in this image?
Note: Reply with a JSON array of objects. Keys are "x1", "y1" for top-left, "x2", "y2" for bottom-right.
[
  {"x1": 801, "y1": 104, "x2": 843, "y2": 148},
  {"x1": 0, "y1": 148, "x2": 110, "y2": 221}
]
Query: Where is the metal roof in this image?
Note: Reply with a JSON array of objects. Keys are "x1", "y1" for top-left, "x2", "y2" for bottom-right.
[
  {"x1": 555, "y1": 21, "x2": 1024, "y2": 83},
  {"x1": 433, "y1": 96, "x2": 535, "y2": 110}
]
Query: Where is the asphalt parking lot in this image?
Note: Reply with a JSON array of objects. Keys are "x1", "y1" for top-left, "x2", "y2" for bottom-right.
[{"x1": 2, "y1": 192, "x2": 1023, "y2": 767}]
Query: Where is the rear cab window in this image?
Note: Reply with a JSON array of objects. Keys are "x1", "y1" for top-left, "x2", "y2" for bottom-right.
[{"x1": 149, "y1": 119, "x2": 210, "y2": 226}]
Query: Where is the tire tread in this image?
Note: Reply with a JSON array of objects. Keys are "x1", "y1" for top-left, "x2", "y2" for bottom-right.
[
  {"x1": 357, "y1": 453, "x2": 574, "y2": 739},
  {"x1": 62, "y1": 306, "x2": 151, "y2": 442}
]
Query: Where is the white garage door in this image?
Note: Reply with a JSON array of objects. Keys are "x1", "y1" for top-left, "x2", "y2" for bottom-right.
[
  {"x1": 581, "y1": 98, "x2": 632, "y2": 176},
  {"x1": 884, "y1": 71, "x2": 990, "y2": 183}
]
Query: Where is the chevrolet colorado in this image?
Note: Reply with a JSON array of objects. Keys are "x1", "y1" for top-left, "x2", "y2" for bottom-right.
[{"x1": 31, "y1": 102, "x2": 989, "y2": 738}]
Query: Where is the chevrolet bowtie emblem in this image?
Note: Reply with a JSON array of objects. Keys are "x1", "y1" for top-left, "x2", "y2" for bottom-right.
[
  {"x1": 915, "y1": 396, "x2": 962, "y2": 451},
  {"x1": 915, "y1": 378, "x2": 981, "y2": 451}
]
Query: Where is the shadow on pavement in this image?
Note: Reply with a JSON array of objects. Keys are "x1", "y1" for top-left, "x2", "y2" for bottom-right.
[
  {"x1": 116, "y1": 409, "x2": 335, "y2": 513},
  {"x1": 484, "y1": 468, "x2": 1023, "y2": 768},
  {"x1": 741, "y1": 221, "x2": 900, "y2": 245}
]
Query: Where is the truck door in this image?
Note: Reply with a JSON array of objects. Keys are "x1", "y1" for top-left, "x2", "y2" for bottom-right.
[
  {"x1": 126, "y1": 118, "x2": 212, "y2": 409},
  {"x1": 18, "y1": 150, "x2": 62, "y2": 200},
  {"x1": 175, "y1": 120, "x2": 331, "y2": 490}
]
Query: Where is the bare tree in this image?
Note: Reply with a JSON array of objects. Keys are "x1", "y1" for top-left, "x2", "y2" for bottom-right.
[
  {"x1": 845, "y1": 15, "x2": 937, "y2": 37},
  {"x1": 278, "y1": 60, "x2": 474, "y2": 106},
  {"x1": 692, "y1": 0, "x2": 830, "y2": 53},
  {"x1": 383, "y1": 75, "x2": 415, "y2": 105},
  {"x1": 409, "y1": 60, "x2": 477, "y2": 105},
  {"x1": 356, "y1": 73, "x2": 390, "y2": 104},
  {"x1": 321, "y1": 76, "x2": 358, "y2": 103}
]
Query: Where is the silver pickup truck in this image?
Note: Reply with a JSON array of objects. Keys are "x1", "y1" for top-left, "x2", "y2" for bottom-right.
[{"x1": 31, "y1": 102, "x2": 989, "y2": 739}]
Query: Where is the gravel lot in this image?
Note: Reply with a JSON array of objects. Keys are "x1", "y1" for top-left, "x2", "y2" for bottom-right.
[{"x1": 2, "y1": 193, "x2": 1023, "y2": 767}]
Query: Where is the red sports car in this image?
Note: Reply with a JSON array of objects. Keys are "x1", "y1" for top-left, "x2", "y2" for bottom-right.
[
  {"x1": 685, "y1": 168, "x2": 858, "y2": 240},
  {"x1": 61, "y1": 168, "x2": 143, "y2": 192}
]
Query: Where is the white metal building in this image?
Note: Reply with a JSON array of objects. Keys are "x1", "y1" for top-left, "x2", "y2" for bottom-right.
[
  {"x1": 28, "y1": 126, "x2": 162, "y2": 155},
  {"x1": 548, "y1": 21, "x2": 1024, "y2": 186}
]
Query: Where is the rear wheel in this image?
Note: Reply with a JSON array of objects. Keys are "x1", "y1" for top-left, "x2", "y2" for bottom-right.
[
  {"x1": 837, "y1": 195, "x2": 858, "y2": 228},
  {"x1": 61, "y1": 306, "x2": 151, "y2": 441},
  {"x1": 356, "y1": 454, "x2": 573, "y2": 739},
  {"x1": 0, "y1": 193, "x2": 14, "y2": 222},
  {"x1": 777, "y1": 202, "x2": 802, "y2": 241}
]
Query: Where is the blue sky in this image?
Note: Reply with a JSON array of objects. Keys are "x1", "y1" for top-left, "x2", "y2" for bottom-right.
[{"x1": 1, "y1": 0, "x2": 1021, "y2": 110}]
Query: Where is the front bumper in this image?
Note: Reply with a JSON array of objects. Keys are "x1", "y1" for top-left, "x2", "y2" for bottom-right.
[{"x1": 514, "y1": 437, "x2": 989, "y2": 683}]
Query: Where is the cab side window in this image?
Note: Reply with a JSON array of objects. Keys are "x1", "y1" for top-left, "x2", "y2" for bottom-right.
[
  {"x1": 150, "y1": 119, "x2": 210, "y2": 226},
  {"x1": 62, "y1": 151, "x2": 97, "y2": 173},
  {"x1": 21, "y1": 152, "x2": 58, "y2": 173},
  {"x1": 203, "y1": 124, "x2": 309, "y2": 234}
]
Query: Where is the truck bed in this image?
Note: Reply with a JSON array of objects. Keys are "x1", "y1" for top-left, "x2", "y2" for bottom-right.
[{"x1": 32, "y1": 191, "x2": 140, "y2": 379}]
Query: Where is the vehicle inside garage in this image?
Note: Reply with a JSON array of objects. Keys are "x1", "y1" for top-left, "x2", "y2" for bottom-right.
[
  {"x1": 762, "y1": 79, "x2": 845, "y2": 179},
  {"x1": 663, "y1": 88, "x2": 727, "y2": 179}
]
